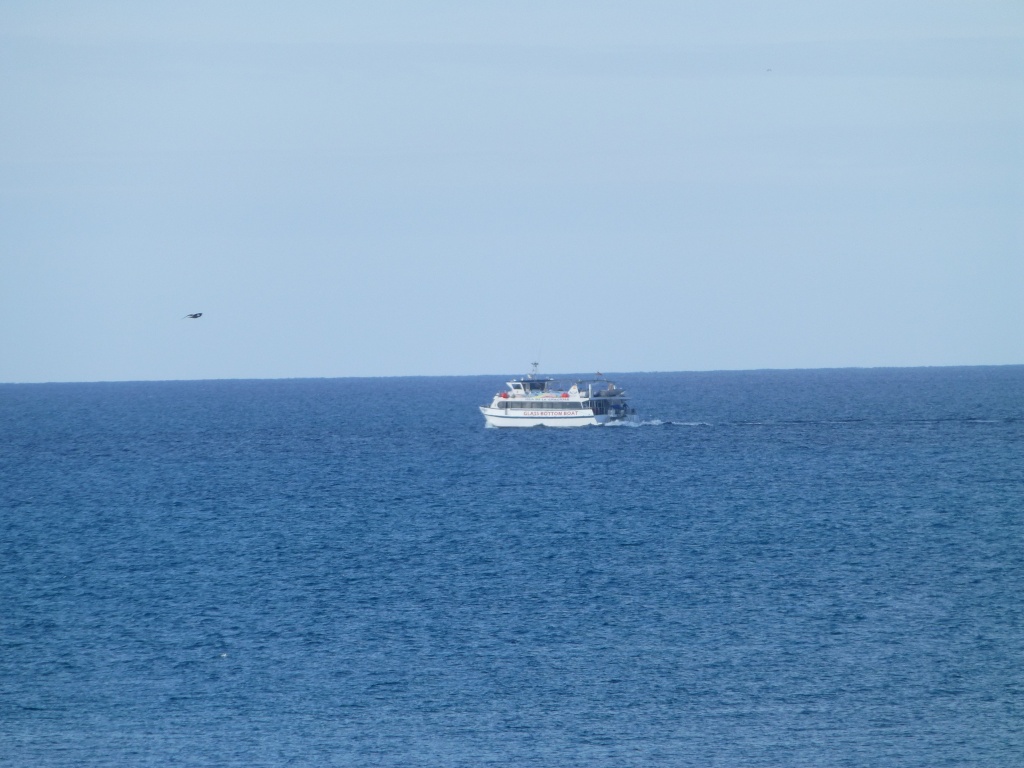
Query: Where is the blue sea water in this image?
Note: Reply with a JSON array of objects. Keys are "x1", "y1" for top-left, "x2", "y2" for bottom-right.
[{"x1": 1, "y1": 366, "x2": 1022, "y2": 767}]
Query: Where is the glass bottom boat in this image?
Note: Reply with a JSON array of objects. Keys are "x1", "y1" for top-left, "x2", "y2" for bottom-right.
[{"x1": 480, "y1": 365, "x2": 636, "y2": 428}]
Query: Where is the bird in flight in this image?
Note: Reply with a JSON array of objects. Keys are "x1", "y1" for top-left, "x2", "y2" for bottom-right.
[{"x1": 183, "y1": 313, "x2": 203, "y2": 319}]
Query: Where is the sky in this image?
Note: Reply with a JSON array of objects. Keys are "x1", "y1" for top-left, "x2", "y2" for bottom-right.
[{"x1": 1, "y1": 1, "x2": 1021, "y2": 382}]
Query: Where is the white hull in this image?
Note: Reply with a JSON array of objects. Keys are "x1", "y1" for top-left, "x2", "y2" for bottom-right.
[{"x1": 480, "y1": 407, "x2": 627, "y2": 428}]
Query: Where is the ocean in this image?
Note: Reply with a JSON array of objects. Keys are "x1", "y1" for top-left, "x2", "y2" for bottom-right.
[{"x1": 1, "y1": 366, "x2": 1022, "y2": 767}]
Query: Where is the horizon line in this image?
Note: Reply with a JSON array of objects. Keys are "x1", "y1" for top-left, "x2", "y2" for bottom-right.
[{"x1": 3, "y1": 362, "x2": 1023, "y2": 386}]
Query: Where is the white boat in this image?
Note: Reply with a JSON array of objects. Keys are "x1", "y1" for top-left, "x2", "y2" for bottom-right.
[{"x1": 480, "y1": 365, "x2": 636, "y2": 428}]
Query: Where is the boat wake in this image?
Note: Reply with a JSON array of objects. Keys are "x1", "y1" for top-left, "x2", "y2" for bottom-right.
[{"x1": 607, "y1": 419, "x2": 712, "y2": 428}]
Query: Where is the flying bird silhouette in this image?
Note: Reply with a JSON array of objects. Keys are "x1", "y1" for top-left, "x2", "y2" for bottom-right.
[{"x1": 183, "y1": 313, "x2": 203, "y2": 319}]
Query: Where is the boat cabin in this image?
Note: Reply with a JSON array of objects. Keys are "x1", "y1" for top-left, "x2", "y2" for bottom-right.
[{"x1": 509, "y1": 377, "x2": 555, "y2": 395}]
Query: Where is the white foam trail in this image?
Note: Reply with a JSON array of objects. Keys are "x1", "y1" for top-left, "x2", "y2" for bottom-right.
[{"x1": 606, "y1": 419, "x2": 711, "y2": 428}]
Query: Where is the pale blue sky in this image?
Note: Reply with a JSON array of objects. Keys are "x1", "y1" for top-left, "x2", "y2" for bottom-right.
[{"x1": 2, "y1": 1, "x2": 1021, "y2": 382}]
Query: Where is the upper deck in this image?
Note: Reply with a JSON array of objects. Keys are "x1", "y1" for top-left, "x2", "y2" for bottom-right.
[{"x1": 501, "y1": 376, "x2": 626, "y2": 401}]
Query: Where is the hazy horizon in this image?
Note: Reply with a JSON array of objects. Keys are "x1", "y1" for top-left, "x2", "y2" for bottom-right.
[{"x1": 5, "y1": 362, "x2": 1024, "y2": 388}]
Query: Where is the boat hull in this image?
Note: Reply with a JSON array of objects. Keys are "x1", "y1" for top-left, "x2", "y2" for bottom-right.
[{"x1": 479, "y1": 407, "x2": 630, "y2": 428}]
